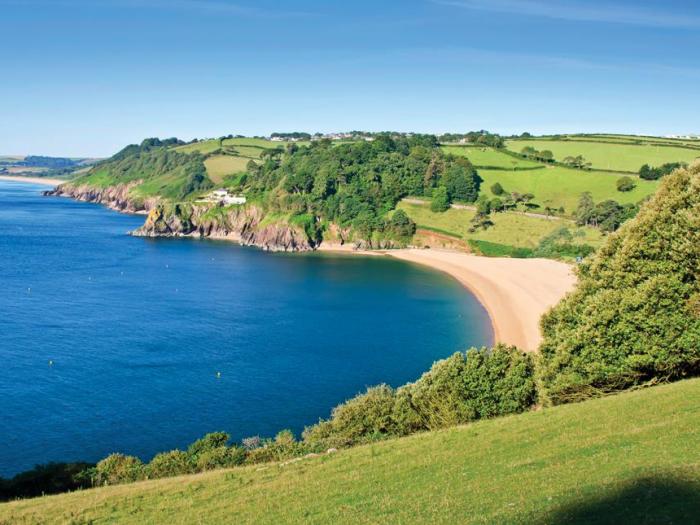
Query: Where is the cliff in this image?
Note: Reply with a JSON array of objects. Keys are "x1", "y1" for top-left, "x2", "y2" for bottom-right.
[
  {"x1": 133, "y1": 204, "x2": 315, "y2": 252},
  {"x1": 44, "y1": 183, "x2": 401, "y2": 252}
]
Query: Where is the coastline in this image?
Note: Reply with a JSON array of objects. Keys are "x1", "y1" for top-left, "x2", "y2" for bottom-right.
[
  {"x1": 0, "y1": 175, "x2": 66, "y2": 186},
  {"x1": 319, "y1": 245, "x2": 577, "y2": 351}
]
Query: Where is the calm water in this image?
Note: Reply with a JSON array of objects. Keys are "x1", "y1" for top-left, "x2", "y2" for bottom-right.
[{"x1": 0, "y1": 181, "x2": 492, "y2": 476}]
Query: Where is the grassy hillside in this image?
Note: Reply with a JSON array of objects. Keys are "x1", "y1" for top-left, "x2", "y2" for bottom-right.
[
  {"x1": 441, "y1": 145, "x2": 542, "y2": 169},
  {"x1": 3, "y1": 378, "x2": 698, "y2": 524},
  {"x1": 397, "y1": 201, "x2": 604, "y2": 250},
  {"x1": 506, "y1": 138, "x2": 700, "y2": 173},
  {"x1": 477, "y1": 166, "x2": 658, "y2": 214}
]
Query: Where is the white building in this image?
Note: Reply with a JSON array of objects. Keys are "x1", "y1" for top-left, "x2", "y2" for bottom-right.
[{"x1": 200, "y1": 189, "x2": 246, "y2": 206}]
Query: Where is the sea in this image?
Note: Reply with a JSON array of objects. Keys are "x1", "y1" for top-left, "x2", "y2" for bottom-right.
[{"x1": 0, "y1": 180, "x2": 492, "y2": 476}]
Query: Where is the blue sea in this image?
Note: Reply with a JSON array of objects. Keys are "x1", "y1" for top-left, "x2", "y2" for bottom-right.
[{"x1": 0, "y1": 180, "x2": 492, "y2": 476}]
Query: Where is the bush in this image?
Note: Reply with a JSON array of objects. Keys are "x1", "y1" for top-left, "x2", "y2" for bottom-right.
[
  {"x1": 303, "y1": 346, "x2": 536, "y2": 448},
  {"x1": 540, "y1": 162, "x2": 700, "y2": 404},
  {"x1": 95, "y1": 454, "x2": 146, "y2": 486},
  {"x1": 147, "y1": 450, "x2": 194, "y2": 479},
  {"x1": 616, "y1": 176, "x2": 636, "y2": 192},
  {"x1": 491, "y1": 182, "x2": 504, "y2": 195},
  {"x1": 195, "y1": 446, "x2": 246, "y2": 471},
  {"x1": 187, "y1": 431, "x2": 230, "y2": 458}
]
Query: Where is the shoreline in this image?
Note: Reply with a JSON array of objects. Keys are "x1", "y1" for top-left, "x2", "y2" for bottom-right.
[
  {"x1": 319, "y1": 245, "x2": 577, "y2": 351},
  {"x1": 0, "y1": 175, "x2": 66, "y2": 186}
]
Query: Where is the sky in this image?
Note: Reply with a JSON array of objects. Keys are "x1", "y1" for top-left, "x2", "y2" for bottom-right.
[{"x1": 1, "y1": 0, "x2": 699, "y2": 156}]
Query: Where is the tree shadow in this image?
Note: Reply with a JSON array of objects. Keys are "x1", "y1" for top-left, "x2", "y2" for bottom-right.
[{"x1": 536, "y1": 474, "x2": 700, "y2": 524}]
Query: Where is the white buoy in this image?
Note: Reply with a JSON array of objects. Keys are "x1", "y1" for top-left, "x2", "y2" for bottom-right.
[
  {"x1": 48, "y1": 360, "x2": 53, "y2": 366},
  {"x1": 216, "y1": 371, "x2": 221, "y2": 379}
]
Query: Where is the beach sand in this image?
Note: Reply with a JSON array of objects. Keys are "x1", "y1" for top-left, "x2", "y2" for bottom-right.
[
  {"x1": 388, "y1": 249, "x2": 576, "y2": 351},
  {"x1": 0, "y1": 175, "x2": 66, "y2": 186},
  {"x1": 320, "y1": 245, "x2": 576, "y2": 351}
]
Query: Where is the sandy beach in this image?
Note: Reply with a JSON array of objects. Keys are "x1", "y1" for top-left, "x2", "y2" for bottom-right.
[
  {"x1": 320, "y1": 245, "x2": 577, "y2": 351},
  {"x1": 0, "y1": 175, "x2": 65, "y2": 186},
  {"x1": 388, "y1": 249, "x2": 576, "y2": 351}
]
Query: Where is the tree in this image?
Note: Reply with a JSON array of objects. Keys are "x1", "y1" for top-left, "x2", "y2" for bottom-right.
[
  {"x1": 442, "y1": 164, "x2": 480, "y2": 202},
  {"x1": 490, "y1": 197, "x2": 504, "y2": 212},
  {"x1": 616, "y1": 176, "x2": 636, "y2": 192},
  {"x1": 387, "y1": 209, "x2": 416, "y2": 238},
  {"x1": 540, "y1": 162, "x2": 700, "y2": 404},
  {"x1": 430, "y1": 186, "x2": 450, "y2": 212},
  {"x1": 539, "y1": 150, "x2": 554, "y2": 163},
  {"x1": 490, "y1": 182, "x2": 504, "y2": 195},
  {"x1": 575, "y1": 192, "x2": 595, "y2": 226}
]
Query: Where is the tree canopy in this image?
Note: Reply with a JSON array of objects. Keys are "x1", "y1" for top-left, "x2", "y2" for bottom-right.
[{"x1": 540, "y1": 161, "x2": 700, "y2": 404}]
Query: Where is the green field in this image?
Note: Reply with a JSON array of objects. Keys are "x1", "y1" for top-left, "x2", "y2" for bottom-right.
[
  {"x1": 397, "y1": 201, "x2": 603, "y2": 249},
  {"x1": 506, "y1": 139, "x2": 700, "y2": 173},
  {"x1": 477, "y1": 166, "x2": 659, "y2": 214},
  {"x1": 203, "y1": 155, "x2": 250, "y2": 183},
  {"x1": 172, "y1": 139, "x2": 223, "y2": 155},
  {"x1": 442, "y1": 145, "x2": 543, "y2": 169},
  {"x1": 3, "y1": 378, "x2": 697, "y2": 524}
]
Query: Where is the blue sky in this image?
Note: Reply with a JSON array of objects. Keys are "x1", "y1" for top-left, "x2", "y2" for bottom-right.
[{"x1": 1, "y1": 0, "x2": 699, "y2": 156}]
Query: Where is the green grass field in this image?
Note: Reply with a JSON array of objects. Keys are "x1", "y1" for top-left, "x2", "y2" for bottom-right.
[
  {"x1": 506, "y1": 139, "x2": 700, "y2": 172},
  {"x1": 172, "y1": 139, "x2": 223, "y2": 155},
  {"x1": 396, "y1": 201, "x2": 604, "y2": 249},
  {"x1": 478, "y1": 166, "x2": 659, "y2": 214},
  {"x1": 203, "y1": 155, "x2": 250, "y2": 183},
  {"x1": 3, "y1": 378, "x2": 698, "y2": 524},
  {"x1": 441, "y1": 146, "x2": 543, "y2": 169}
]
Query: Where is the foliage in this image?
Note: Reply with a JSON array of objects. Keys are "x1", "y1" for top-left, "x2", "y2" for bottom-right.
[
  {"x1": 0, "y1": 463, "x2": 93, "y2": 501},
  {"x1": 540, "y1": 162, "x2": 700, "y2": 404},
  {"x1": 195, "y1": 447, "x2": 246, "y2": 471},
  {"x1": 616, "y1": 176, "x2": 636, "y2": 192},
  {"x1": 147, "y1": 450, "x2": 195, "y2": 479},
  {"x1": 575, "y1": 192, "x2": 638, "y2": 232},
  {"x1": 77, "y1": 142, "x2": 213, "y2": 200},
  {"x1": 639, "y1": 162, "x2": 686, "y2": 180},
  {"x1": 490, "y1": 182, "x2": 504, "y2": 195},
  {"x1": 430, "y1": 186, "x2": 450, "y2": 212},
  {"x1": 531, "y1": 227, "x2": 595, "y2": 259},
  {"x1": 302, "y1": 345, "x2": 536, "y2": 448},
  {"x1": 467, "y1": 239, "x2": 533, "y2": 258},
  {"x1": 94, "y1": 454, "x2": 146, "y2": 486}
]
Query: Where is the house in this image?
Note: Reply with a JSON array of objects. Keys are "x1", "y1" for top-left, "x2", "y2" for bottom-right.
[{"x1": 200, "y1": 189, "x2": 246, "y2": 206}]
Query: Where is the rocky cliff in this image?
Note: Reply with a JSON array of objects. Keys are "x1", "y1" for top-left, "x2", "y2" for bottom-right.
[
  {"x1": 133, "y1": 204, "x2": 315, "y2": 252},
  {"x1": 45, "y1": 183, "x2": 401, "y2": 252}
]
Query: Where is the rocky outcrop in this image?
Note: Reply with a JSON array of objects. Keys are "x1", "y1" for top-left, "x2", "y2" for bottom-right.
[
  {"x1": 132, "y1": 203, "x2": 315, "y2": 252},
  {"x1": 44, "y1": 182, "x2": 159, "y2": 214}
]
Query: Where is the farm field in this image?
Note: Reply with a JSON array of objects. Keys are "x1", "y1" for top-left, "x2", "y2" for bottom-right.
[
  {"x1": 396, "y1": 201, "x2": 604, "y2": 249},
  {"x1": 3, "y1": 378, "x2": 698, "y2": 524},
  {"x1": 442, "y1": 145, "x2": 543, "y2": 169},
  {"x1": 203, "y1": 155, "x2": 250, "y2": 183},
  {"x1": 506, "y1": 139, "x2": 700, "y2": 172},
  {"x1": 478, "y1": 166, "x2": 659, "y2": 214}
]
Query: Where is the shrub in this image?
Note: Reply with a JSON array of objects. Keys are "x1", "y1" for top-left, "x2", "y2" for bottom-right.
[
  {"x1": 147, "y1": 450, "x2": 194, "y2": 479},
  {"x1": 491, "y1": 182, "x2": 504, "y2": 195},
  {"x1": 540, "y1": 162, "x2": 700, "y2": 404},
  {"x1": 0, "y1": 462, "x2": 93, "y2": 501},
  {"x1": 187, "y1": 432, "x2": 230, "y2": 458},
  {"x1": 616, "y1": 176, "x2": 636, "y2": 192},
  {"x1": 94, "y1": 454, "x2": 146, "y2": 486},
  {"x1": 303, "y1": 346, "x2": 536, "y2": 448},
  {"x1": 195, "y1": 446, "x2": 246, "y2": 471}
]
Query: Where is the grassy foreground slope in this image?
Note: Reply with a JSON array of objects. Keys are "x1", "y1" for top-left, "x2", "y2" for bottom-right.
[{"x1": 3, "y1": 378, "x2": 699, "y2": 524}]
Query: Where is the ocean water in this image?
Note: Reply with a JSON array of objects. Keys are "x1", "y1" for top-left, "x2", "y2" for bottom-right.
[{"x1": 0, "y1": 181, "x2": 492, "y2": 476}]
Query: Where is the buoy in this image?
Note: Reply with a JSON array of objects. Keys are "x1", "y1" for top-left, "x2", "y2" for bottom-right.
[
  {"x1": 27, "y1": 287, "x2": 31, "y2": 293},
  {"x1": 216, "y1": 372, "x2": 221, "y2": 378},
  {"x1": 48, "y1": 360, "x2": 53, "y2": 366}
]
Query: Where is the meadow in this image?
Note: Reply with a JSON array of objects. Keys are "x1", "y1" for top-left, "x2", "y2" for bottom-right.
[
  {"x1": 3, "y1": 378, "x2": 697, "y2": 524},
  {"x1": 203, "y1": 155, "x2": 250, "y2": 183},
  {"x1": 477, "y1": 166, "x2": 659, "y2": 214},
  {"x1": 396, "y1": 201, "x2": 604, "y2": 249},
  {"x1": 506, "y1": 138, "x2": 700, "y2": 172},
  {"x1": 441, "y1": 145, "x2": 543, "y2": 169}
]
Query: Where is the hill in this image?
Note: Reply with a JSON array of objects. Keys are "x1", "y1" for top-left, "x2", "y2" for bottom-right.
[{"x1": 2, "y1": 377, "x2": 698, "y2": 524}]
